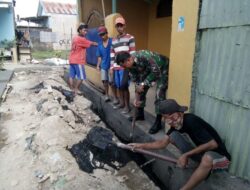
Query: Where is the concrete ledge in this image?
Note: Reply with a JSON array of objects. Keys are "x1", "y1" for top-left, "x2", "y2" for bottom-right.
[
  {"x1": 0, "y1": 82, "x2": 7, "y2": 98},
  {"x1": 0, "y1": 70, "x2": 13, "y2": 82},
  {"x1": 64, "y1": 73, "x2": 250, "y2": 190},
  {"x1": 0, "y1": 70, "x2": 13, "y2": 102}
]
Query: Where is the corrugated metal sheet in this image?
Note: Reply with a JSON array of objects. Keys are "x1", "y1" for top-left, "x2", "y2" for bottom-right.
[
  {"x1": 196, "y1": 27, "x2": 250, "y2": 109},
  {"x1": 41, "y1": 0, "x2": 77, "y2": 15},
  {"x1": 199, "y1": 0, "x2": 250, "y2": 29},
  {"x1": 193, "y1": 0, "x2": 250, "y2": 179}
]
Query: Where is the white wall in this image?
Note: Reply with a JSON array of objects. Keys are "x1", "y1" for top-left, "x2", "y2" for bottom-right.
[{"x1": 49, "y1": 14, "x2": 77, "y2": 50}]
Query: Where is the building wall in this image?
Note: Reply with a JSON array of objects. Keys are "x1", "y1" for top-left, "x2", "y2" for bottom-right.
[
  {"x1": 193, "y1": 0, "x2": 250, "y2": 179},
  {"x1": 147, "y1": 1, "x2": 172, "y2": 57},
  {"x1": 167, "y1": 0, "x2": 200, "y2": 107},
  {"x1": 116, "y1": 0, "x2": 149, "y2": 50},
  {"x1": 17, "y1": 27, "x2": 53, "y2": 51},
  {"x1": 79, "y1": 0, "x2": 112, "y2": 27},
  {"x1": 49, "y1": 14, "x2": 78, "y2": 50},
  {"x1": 0, "y1": 7, "x2": 15, "y2": 43},
  {"x1": 79, "y1": 0, "x2": 149, "y2": 50}
]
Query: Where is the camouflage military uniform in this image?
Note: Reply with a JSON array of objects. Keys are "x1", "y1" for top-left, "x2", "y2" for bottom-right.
[{"x1": 128, "y1": 50, "x2": 169, "y2": 114}]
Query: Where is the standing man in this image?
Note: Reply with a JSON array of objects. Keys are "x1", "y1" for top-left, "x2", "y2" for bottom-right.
[
  {"x1": 68, "y1": 23, "x2": 97, "y2": 95},
  {"x1": 110, "y1": 16, "x2": 136, "y2": 114},
  {"x1": 96, "y1": 26, "x2": 112, "y2": 102},
  {"x1": 129, "y1": 99, "x2": 231, "y2": 190},
  {"x1": 116, "y1": 50, "x2": 169, "y2": 134}
]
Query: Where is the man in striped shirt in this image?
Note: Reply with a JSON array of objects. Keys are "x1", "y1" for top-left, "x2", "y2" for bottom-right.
[{"x1": 110, "y1": 16, "x2": 136, "y2": 114}]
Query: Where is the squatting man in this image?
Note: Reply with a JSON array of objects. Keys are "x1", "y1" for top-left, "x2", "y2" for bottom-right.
[{"x1": 129, "y1": 99, "x2": 231, "y2": 190}]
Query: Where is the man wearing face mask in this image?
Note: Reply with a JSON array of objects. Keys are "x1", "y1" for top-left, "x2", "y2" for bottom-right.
[{"x1": 129, "y1": 99, "x2": 231, "y2": 190}]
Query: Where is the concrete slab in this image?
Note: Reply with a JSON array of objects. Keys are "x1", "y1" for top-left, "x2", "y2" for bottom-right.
[
  {"x1": 0, "y1": 70, "x2": 13, "y2": 82},
  {"x1": 0, "y1": 82, "x2": 7, "y2": 98}
]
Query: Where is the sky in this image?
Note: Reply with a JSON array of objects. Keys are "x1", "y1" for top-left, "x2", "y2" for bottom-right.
[{"x1": 15, "y1": 0, "x2": 76, "y2": 18}]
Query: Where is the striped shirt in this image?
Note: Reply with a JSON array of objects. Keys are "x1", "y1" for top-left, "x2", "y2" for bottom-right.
[{"x1": 110, "y1": 33, "x2": 136, "y2": 70}]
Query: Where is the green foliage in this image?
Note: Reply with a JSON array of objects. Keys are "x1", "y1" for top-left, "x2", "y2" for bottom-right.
[
  {"x1": 0, "y1": 39, "x2": 16, "y2": 50},
  {"x1": 32, "y1": 50, "x2": 70, "y2": 60}
]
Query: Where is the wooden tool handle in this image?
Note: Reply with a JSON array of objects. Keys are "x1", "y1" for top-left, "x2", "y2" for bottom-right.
[{"x1": 117, "y1": 143, "x2": 177, "y2": 164}]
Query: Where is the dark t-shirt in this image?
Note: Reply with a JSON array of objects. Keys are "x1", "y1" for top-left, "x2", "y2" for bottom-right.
[{"x1": 166, "y1": 113, "x2": 231, "y2": 160}]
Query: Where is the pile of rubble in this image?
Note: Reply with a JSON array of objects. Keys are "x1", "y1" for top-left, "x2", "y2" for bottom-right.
[{"x1": 0, "y1": 67, "x2": 159, "y2": 190}]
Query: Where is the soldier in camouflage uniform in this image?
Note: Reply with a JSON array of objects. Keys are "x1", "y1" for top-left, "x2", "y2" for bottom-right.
[{"x1": 116, "y1": 50, "x2": 169, "y2": 134}]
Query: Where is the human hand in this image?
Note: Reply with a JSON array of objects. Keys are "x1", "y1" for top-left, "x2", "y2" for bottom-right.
[
  {"x1": 177, "y1": 154, "x2": 189, "y2": 168},
  {"x1": 109, "y1": 69, "x2": 113, "y2": 75},
  {"x1": 128, "y1": 143, "x2": 144, "y2": 150},
  {"x1": 92, "y1": 42, "x2": 98, "y2": 46},
  {"x1": 136, "y1": 84, "x2": 144, "y2": 93},
  {"x1": 133, "y1": 99, "x2": 142, "y2": 107},
  {"x1": 96, "y1": 66, "x2": 100, "y2": 71}
]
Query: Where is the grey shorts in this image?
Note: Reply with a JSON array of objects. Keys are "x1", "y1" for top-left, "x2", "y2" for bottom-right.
[
  {"x1": 169, "y1": 131, "x2": 230, "y2": 170},
  {"x1": 101, "y1": 69, "x2": 110, "y2": 82}
]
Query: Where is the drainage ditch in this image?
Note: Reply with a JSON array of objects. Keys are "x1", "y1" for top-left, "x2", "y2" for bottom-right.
[
  {"x1": 68, "y1": 124, "x2": 166, "y2": 190},
  {"x1": 47, "y1": 79, "x2": 168, "y2": 189},
  {"x1": 71, "y1": 106, "x2": 167, "y2": 190}
]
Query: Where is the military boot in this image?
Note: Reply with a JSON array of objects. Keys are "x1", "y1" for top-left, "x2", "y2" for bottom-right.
[{"x1": 149, "y1": 114, "x2": 162, "y2": 134}]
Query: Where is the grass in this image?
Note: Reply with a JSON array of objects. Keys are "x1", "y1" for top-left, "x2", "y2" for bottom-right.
[{"x1": 32, "y1": 50, "x2": 70, "y2": 60}]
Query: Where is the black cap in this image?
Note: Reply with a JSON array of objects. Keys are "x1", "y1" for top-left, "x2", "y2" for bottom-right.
[{"x1": 159, "y1": 99, "x2": 188, "y2": 114}]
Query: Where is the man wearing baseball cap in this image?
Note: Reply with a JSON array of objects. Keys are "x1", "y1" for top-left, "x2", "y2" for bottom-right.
[
  {"x1": 96, "y1": 26, "x2": 112, "y2": 102},
  {"x1": 129, "y1": 99, "x2": 231, "y2": 190},
  {"x1": 110, "y1": 16, "x2": 136, "y2": 114}
]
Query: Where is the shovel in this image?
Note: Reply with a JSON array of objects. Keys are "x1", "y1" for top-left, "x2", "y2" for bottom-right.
[
  {"x1": 130, "y1": 92, "x2": 143, "y2": 141},
  {"x1": 87, "y1": 127, "x2": 177, "y2": 164},
  {"x1": 129, "y1": 107, "x2": 137, "y2": 141},
  {"x1": 116, "y1": 142, "x2": 177, "y2": 164}
]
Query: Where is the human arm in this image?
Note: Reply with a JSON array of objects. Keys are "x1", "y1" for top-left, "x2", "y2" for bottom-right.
[
  {"x1": 144, "y1": 59, "x2": 160, "y2": 87},
  {"x1": 78, "y1": 37, "x2": 97, "y2": 48},
  {"x1": 96, "y1": 57, "x2": 101, "y2": 71},
  {"x1": 129, "y1": 36, "x2": 136, "y2": 54},
  {"x1": 96, "y1": 46, "x2": 101, "y2": 70},
  {"x1": 91, "y1": 41, "x2": 98, "y2": 46},
  {"x1": 110, "y1": 42, "x2": 116, "y2": 70},
  {"x1": 129, "y1": 135, "x2": 171, "y2": 150},
  {"x1": 178, "y1": 140, "x2": 218, "y2": 168}
]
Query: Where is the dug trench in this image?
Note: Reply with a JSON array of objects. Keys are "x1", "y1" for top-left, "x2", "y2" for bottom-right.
[
  {"x1": 64, "y1": 71, "x2": 250, "y2": 190},
  {"x1": 68, "y1": 121, "x2": 167, "y2": 189},
  {"x1": 0, "y1": 66, "x2": 248, "y2": 190},
  {"x1": 48, "y1": 84, "x2": 167, "y2": 189},
  {"x1": 0, "y1": 68, "x2": 162, "y2": 190},
  {"x1": 29, "y1": 73, "x2": 167, "y2": 189},
  {"x1": 63, "y1": 75, "x2": 195, "y2": 190}
]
